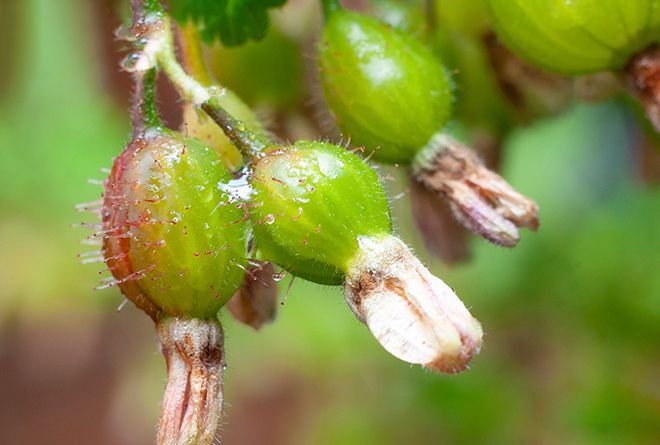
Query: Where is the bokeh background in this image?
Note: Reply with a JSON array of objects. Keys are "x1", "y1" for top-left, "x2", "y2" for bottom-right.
[{"x1": 0, "y1": 0, "x2": 659, "y2": 444}]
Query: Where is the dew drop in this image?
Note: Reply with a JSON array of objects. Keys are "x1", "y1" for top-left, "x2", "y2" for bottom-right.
[
  {"x1": 120, "y1": 52, "x2": 144, "y2": 72},
  {"x1": 273, "y1": 272, "x2": 286, "y2": 282},
  {"x1": 265, "y1": 214, "x2": 275, "y2": 224}
]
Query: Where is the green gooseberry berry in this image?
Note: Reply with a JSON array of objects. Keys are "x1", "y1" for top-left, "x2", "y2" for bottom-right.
[
  {"x1": 250, "y1": 140, "x2": 392, "y2": 284},
  {"x1": 102, "y1": 129, "x2": 249, "y2": 319},
  {"x1": 486, "y1": 0, "x2": 660, "y2": 75},
  {"x1": 318, "y1": 8, "x2": 454, "y2": 164}
]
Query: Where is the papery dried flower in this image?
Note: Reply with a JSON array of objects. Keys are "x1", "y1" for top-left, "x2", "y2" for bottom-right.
[
  {"x1": 157, "y1": 317, "x2": 225, "y2": 445},
  {"x1": 226, "y1": 261, "x2": 278, "y2": 330},
  {"x1": 345, "y1": 235, "x2": 483, "y2": 373},
  {"x1": 413, "y1": 134, "x2": 539, "y2": 247},
  {"x1": 408, "y1": 177, "x2": 471, "y2": 264},
  {"x1": 626, "y1": 45, "x2": 660, "y2": 131}
]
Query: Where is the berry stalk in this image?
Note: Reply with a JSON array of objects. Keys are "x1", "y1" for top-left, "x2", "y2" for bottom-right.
[
  {"x1": 201, "y1": 97, "x2": 270, "y2": 158},
  {"x1": 152, "y1": 14, "x2": 211, "y2": 106},
  {"x1": 129, "y1": 0, "x2": 162, "y2": 136},
  {"x1": 131, "y1": 69, "x2": 161, "y2": 136},
  {"x1": 177, "y1": 22, "x2": 213, "y2": 87},
  {"x1": 130, "y1": 8, "x2": 271, "y2": 160}
]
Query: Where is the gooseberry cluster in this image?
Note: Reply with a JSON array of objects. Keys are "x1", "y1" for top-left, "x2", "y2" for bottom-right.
[{"x1": 78, "y1": 0, "x2": 659, "y2": 443}]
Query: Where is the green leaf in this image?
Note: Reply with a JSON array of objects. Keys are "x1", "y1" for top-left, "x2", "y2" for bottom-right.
[{"x1": 168, "y1": 0, "x2": 287, "y2": 47}]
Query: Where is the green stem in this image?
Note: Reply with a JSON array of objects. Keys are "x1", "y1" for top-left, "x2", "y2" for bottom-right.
[
  {"x1": 150, "y1": 15, "x2": 271, "y2": 158},
  {"x1": 130, "y1": 0, "x2": 163, "y2": 135},
  {"x1": 201, "y1": 98, "x2": 270, "y2": 159},
  {"x1": 320, "y1": 0, "x2": 342, "y2": 19},
  {"x1": 178, "y1": 22, "x2": 214, "y2": 87},
  {"x1": 132, "y1": 68, "x2": 161, "y2": 136},
  {"x1": 155, "y1": 15, "x2": 211, "y2": 105}
]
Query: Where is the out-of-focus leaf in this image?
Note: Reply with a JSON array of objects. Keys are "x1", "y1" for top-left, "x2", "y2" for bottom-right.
[{"x1": 168, "y1": 0, "x2": 286, "y2": 46}]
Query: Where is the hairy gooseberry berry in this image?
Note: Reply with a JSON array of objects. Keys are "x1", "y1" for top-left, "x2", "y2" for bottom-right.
[
  {"x1": 250, "y1": 140, "x2": 392, "y2": 284},
  {"x1": 201, "y1": 100, "x2": 483, "y2": 372},
  {"x1": 102, "y1": 129, "x2": 249, "y2": 319},
  {"x1": 248, "y1": 140, "x2": 483, "y2": 370}
]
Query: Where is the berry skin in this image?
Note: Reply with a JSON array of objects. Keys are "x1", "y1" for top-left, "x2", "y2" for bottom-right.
[
  {"x1": 103, "y1": 130, "x2": 249, "y2": 319},
  {"x1": 250, "y1": 141, "x2": 392, "y2": 284},
  {"x1": 487, "y1": 0, "x2": 660, "y2": 75},
  {"x1": 318, "y1": 9, "x2": 453, "y2": 164}
]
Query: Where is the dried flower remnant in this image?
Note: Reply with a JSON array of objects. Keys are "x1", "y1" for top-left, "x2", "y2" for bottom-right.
[
  {"x1": 626, "y1": 45, "x2": 660, "y2": 131},
  {"x1": 408, "y1": 178, "x2": 471, "y2": 264},
  {"x1": 413, "y1": 134, "x2": 539, "y2": 247},
  {"x1": 157, "y1": 318, "x2": 225, "y2": 445},
  {"x1": 226, "y1": 261, "x2": 278, "y2": 330},
  {"x1": 345, "y1": 236, "x2": 483, "y2": 373}
]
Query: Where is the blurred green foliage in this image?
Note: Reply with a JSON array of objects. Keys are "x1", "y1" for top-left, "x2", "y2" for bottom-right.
[{"x1": 0, "y1": 0, "x2": 658, "y2": 444}]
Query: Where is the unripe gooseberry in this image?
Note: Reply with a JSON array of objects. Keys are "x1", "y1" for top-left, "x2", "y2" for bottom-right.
[
  {"x1": 316, "y1": 7, "x2": 539, "y2": 250},
  {"x1": 318, "y1": 8, "x2": 453, "y2": 164},
  {"x1": 201, "y1": 100, "x2": 483, "y2": 372},
  {"x1": 247, "y1": 139, "x2": 482, "y2": 372},
  {"x1": 486, "y1": 0, "x2": 660, "y2": 76},
  {"x1": 102, "y1": 129, "x2": 249, "y2": 319},
  {"x1": 250, "y1": 141, "x2": 392, "y2": 284}
]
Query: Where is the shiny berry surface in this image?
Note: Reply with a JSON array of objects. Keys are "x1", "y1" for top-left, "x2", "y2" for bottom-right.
[
  {"x1": 250, "y1": 141, "x2": 392, "y2": 284},
  {"x1": 487, "y1": 0, "x2": 660, "y2": 75},
  {"x1": 103, "y1": 130, "x2": 248, "y2": 319},
  {"x1": 319, "y1": 9, "x2": 453, "y2": 164}
]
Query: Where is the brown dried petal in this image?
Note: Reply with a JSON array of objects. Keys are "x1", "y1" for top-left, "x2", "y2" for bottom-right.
[
  {"x1": 157, "y1": 318, "x2": 225, "y2": 445},
  {"x1": 413, "y1": 134, "x2": 539, "y2": 247},
  {"x1": 226, "y1": 261, "x2": 278, "y2": 330},
  {"x1": 345, "y1": 236, "x2": 482, "y2": 374},
  {"x1": 626, "y1": 45, "x2": 660, "y2": 132},
  {"x1": 408, "y1": 177, "x2": 471, "y2": 264}
]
